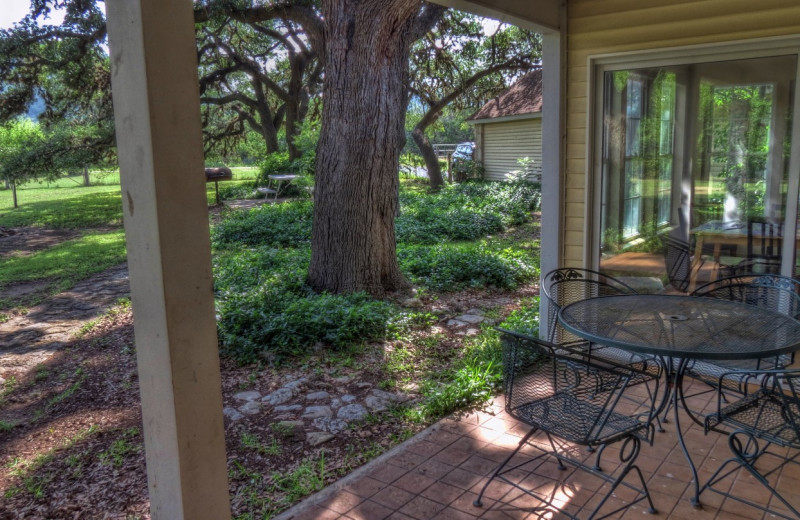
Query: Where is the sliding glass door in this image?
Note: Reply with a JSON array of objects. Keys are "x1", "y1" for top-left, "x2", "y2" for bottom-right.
[{"x1": 596, "y1": 54, "x2": 797, "y2": 289}]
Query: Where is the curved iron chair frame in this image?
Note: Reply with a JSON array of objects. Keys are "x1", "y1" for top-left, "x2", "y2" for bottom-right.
[
  {"x1": 701, "y1": 368, "x2": 800, "y2": 519},
  {"x1": 473, "y1": 330, "x2": 660, "y2": 520},
  {"x1": 664, "y1": 275, "x2": 800, "y2": 432},
  {"x1": 542, "y1": 269, "x2": 663, "y2": 431}
]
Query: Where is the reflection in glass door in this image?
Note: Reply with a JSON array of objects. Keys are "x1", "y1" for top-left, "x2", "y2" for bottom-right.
[{"x1": 598, "y1": 55, "x2": 797, "y2": 289}]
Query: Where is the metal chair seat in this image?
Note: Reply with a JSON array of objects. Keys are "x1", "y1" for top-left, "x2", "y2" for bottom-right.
[
  {"x1": 512, "y1": 391, "x2": 648, "y2": 446},
  {"x1": 705, "y1": 388, "x2": 800, "y2": 446},
  {"x1": 474, "y1": 330, "x2": 659, "y2": 519}
]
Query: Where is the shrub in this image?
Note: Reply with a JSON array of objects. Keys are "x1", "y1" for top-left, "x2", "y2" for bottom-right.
[
  {"x1": 398, "y1": 243, "x2": 538, "y2": 292},
  {"x1": 214, "y1": 247, "x2": 397, "y2": 363},
  {"x1": 212, "y1": 200, "x2": 312, "y2": 247},
  {"x1": 217, "y1": 183, "x2": 259, "y2": 201},
  {"x1": 499, "y1": 297, "x2": 541, "y2": 336},
  {"x1": 396, "y1": 181, "x2": 540, "y2": 245},
  {"x1": 258, "y1": 152, "x2": 292, "y2": 181}
]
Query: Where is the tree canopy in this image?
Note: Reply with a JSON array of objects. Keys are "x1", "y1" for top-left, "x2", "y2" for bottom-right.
[{"x1": 408, "y1": 12, "x2": 541, "y2": 187}]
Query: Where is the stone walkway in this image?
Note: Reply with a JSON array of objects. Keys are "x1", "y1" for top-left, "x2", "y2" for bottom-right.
[{"x1": 0, "y1": 263, "x2": 130, "y2": 382}]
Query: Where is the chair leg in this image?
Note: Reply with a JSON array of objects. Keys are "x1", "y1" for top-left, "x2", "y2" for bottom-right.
[
  {"x1": 473, "y1": 428, "x2": 537, "y2": 508},
  {"x1": 587, "y1": 436, "x2": 657, "y2": 519},
  {"x1": 700, "y1": 431, "x2": 800, "y2": 520}
]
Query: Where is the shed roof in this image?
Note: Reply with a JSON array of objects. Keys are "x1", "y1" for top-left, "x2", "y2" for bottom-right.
[{"x1": 467, "y1": 69, "x2": 542, "y2": 122}]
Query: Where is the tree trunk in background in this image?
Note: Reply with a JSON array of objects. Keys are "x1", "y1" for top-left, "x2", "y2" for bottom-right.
[
  {"x1": 308, "y1": 0, "x2": 420, "y2": 296},
  {"x1": 11, "y1": 180, "x2": 17, "y2": 208},
  {"x1": 411, "y1": 126, "x2": 444, "y2": 189},
  {"x1": 83, "y1": 165, "x2": 90, "y2": 186}
]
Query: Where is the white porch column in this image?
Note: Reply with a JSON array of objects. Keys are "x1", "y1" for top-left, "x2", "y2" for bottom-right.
[
  {"x1": 539, "y1": 24, "x2": 566, "y2": 340},
  {"x1": 105, "y1": 1, "x2": 232, "y2": 518}
]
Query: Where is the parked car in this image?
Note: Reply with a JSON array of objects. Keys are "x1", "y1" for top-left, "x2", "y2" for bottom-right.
[
  {"x1": 452, "y1": 141, "x2": 475, "y2": 164},
  {"x1": 451, "y1": 141, "x2": 476, "y2": 179}
]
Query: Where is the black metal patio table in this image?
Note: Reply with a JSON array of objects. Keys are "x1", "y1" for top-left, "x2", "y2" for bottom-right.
[{"x1": 558, "y1": 294, "x2": 800, "y2": 507}]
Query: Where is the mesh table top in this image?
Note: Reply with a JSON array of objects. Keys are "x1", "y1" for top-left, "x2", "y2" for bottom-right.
[{"x1": 558, "y1": 294, "x2": 800, "y2": 361}]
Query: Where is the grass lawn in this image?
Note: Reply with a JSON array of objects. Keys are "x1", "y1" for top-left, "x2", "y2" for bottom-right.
[
  {"x1": 0, "y1": 230, "x2": 127, "y2": 309},
  {"x1": 0, "y1": 168, "x2": 260, "y2": 311},
  {"x1": 0, "y1": 167, "x2": 261, "y2": 228}
]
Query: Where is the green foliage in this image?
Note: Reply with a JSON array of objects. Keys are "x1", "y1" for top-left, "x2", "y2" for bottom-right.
[
  {"x1": 98, "y1": 428, "x2": 141, "y2": 467},
  {"x1": 212, "y1": 179, "x2": 540, "y2": 363},
  {"x1": 258, "y1": 152, "x2": 292, "y2": 181},
  {"x1": 212, "y1": 201, "x2": 313, "y2": 247},
  {"x1": 396, "y1": 180, "x2": 540, "y2": 244},
  {"x1": 0, "y1": 119, "x2": 44, "y2": 185},
  {"x1": 271, "y1": 455, "x2": 327, "y2": 502},
  {"x1": 290, "y1": 117, "x2": 320, "y2": 176},
  {"x1": 407, "y1": 329, "x2": 503, "y2": 423},
  {"x1": 499, "y1": 297, "x2": 541, "y2": 336},
  {"x1": 215, "y1": 183, "x2": 252, "y2": 201},
  {"x1": 398, "y1": 243, "x2": 538, "y2": 292},
  {"x1": 214, "y1": 247, "x2": 396, "y2": 363}
]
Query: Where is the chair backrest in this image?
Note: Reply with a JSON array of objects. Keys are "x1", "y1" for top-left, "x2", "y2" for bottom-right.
[
  {"x1": 692, "y1": 274, "x2": 800, "y2": 318},
  {"x1": 663, "y1": 236, "x2": 694, "y2": 292},
  {"x1": 747, "y1": 217, "x2": 783, "y2": 261},
  {"x1": 497, "y1": 329, "x2": 656, "y2": 445},
  {"x1": 542, "y1": 268, "x2": 636, "y2": 344}
]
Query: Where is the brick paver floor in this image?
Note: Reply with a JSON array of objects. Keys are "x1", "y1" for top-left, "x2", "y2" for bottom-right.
[{"x1": 277, "y1": 379, "x2": 800, "y2": 520}]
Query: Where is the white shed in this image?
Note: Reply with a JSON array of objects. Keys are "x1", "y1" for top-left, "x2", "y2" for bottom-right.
[{"x1": 467, "y1": 69, "x2": 543, "y2": 182}]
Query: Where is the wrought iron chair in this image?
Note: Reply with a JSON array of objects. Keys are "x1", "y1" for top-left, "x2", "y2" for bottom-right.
[
  {"x1": 663, "y1": 235, "x2": 704, "y2": 292},
  {"x1": 701, "y1": 368, "x2": 800, "y2": 519},
  {"x1": 474, "y1": 330, "x2": 659, "y2": 519},
  {"x1": 679, "y1": 275, "x2": 800, "y2": 425},
  {"x1": 542, "y1": 268, "x2": 661, "y2": 400},
  {"x1": 717, "y1": 257, "x2": 781, "y2": 279},
  {"x1": 542, "y1": 268, "x2": 637, "y2": 349},
  {"x1": 747, "y1": 217, "x2": 783, "y2": 262},
  {"x1": 543, "y1": 269, "x2": 663, "y2": 431}
]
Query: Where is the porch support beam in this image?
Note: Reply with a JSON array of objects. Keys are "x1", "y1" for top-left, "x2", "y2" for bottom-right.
[
  {"x1": 105, "y1": 0, "x2": 231, "y2": 518},
  {"x1": 539, "y1": 19, "x2": 566, "y2": 340}
]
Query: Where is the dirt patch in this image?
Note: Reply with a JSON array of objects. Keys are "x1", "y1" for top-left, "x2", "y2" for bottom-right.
[
  {"x1": 0, "y1": 228, "x2": 83, "y2": 259},
  {"x1": 0, "y1": 280, "x2": 52, "y2": 300}
]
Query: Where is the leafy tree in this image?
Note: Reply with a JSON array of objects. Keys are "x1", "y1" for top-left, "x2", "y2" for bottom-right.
[
  {"x1": 408, "y1": 13, "x2": 541, "y2": 188},
  {"x1": 197, "y1": 16, "x2": 322, "y2": 160},
  {"x1": 0, "y1": 118, "x2": 43, "y2": 207}
]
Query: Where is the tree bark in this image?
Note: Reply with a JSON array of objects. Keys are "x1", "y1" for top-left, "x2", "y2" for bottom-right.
[
  {"x1": 308, "y1": 0, "x2": 421, "y2": 296},
  {"x1": 411, "y1": 126, "x2": 444, "y2": 189},
  {"x1": 11, "y1": 180, "x2": 17, "y2": 209},
  {"x1": 83, "y1": 165, "x2": 90, "y2": 186}
]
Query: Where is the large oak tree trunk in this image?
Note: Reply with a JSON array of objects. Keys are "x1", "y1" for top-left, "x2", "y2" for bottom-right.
[{"x1": 308, "y1": 0, "x2": 420, "y2": 296}]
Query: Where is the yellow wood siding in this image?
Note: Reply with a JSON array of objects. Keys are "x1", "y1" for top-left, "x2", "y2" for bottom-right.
[
  {"x1": 564, "y1": 0, "x2": 800, "y2": 267},
  {"x1": 479, "y1": 118, "x2": 542, "y2": 181}
]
